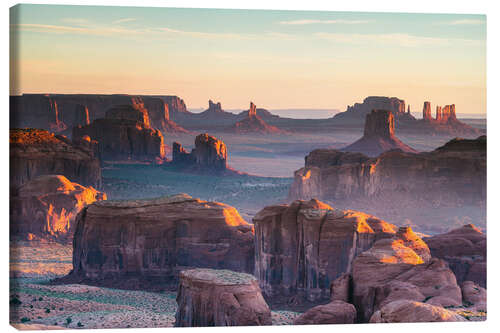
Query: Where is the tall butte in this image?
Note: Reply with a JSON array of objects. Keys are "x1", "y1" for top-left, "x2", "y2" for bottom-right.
[
  {"x1": 342, "y1": 109, "x2": 417, "y2": 156},
  {"x1": 230, "y1": 102, "x2": 285, "y2": 134}
]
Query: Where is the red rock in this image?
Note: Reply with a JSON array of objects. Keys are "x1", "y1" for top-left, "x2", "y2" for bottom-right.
[
  {"x1": 73, "y1": 104, "x2": 90, "y2": 127},
  {"x1": 422, "y1": 101, "x2": 432, "y2": 121},
  {"x1": 330, "y1": 273, "x2": 352, "y2": 302},
  {"x1": 68, "y1": 194, "x2": 254, "y2": 289},
  {"x1": 369, "y1": 300, "x2": 466, "y2": 323},
  {"x1": 175, "y1": 268, "x2": 272, "y2": 327},
  {"x1": 10, "y1": 128, "x2": 102, "y2": 188},
  {"x1": 253, "y1": 199, "x2": 396, "y2": 302},
  {"x1": 230, "y1": 102, "x2": 287, "y2": 134},
  {"x1": 10, "y1": 175, "x2": 106, "y2": 242},
  {"x1": 461, "y1": 281, "x2": 486, "y2": 310},
  {"x1": 293, "y1": 300, "x2": 357, "y2": 325}
]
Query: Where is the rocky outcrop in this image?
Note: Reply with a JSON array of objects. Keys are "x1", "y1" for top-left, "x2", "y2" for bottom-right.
[
  {"x1": 73, "y1": 105, "x2": 165, "y2": 162},
  {"x1": 342, "y1": 110, "x2": 417, "y2": 156},
  {"x1": 289, "y1": 136, "x2": 486, "y2": 208},
  {"x1": 351, "y1": 227, "x2": 461, "y2": 321},
  {"x1": 73, "y1": 104, "x2": 90, "y2": 127},
  {"x1": 293, "y1": 301, "x2": 357, "y2": 325},
  {"x1": 230, "y1": 102, "x2": 286, "y2": 134},
  {"x1": 10, "y1": 128, "x2": 102, "y2": 188},
  {"x1": 10, "y1": 175, "x2": 106, "y2": 242},
  {"x1": 423, "y1": 224, "x2": 486, "y2": 287},
  {"x1": 461, "y1": 281, "x2": 486, "y2": 310},
  {"x1": 253, "y1": 199, "x2": 397, "y2": 302},
  {"x1": 171, "y1": 134, "x2": 237, "y2": 174},
  {"x1": 369, "y1": 300, "x2": 466, "y2": 323},
  {"x1": 422, "y1": 101, "x2": 432, "y2": 121},
  {"x1": 10, "y1": 95, "x2": 67, "y2": 133},
  {"x1": 334, "y1": 96, "x2": 408, "y2": 122},
  {"x1": 68, "y1": 194, "x2": 254, "y2": 289},
  {"x1": 175, "y1": 269, "x2": 272, "y2": 327}
]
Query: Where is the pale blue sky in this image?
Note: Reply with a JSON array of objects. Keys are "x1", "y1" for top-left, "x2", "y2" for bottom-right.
[{"x1": 10, "y1": 4, "x2": 486, "y2": 114}]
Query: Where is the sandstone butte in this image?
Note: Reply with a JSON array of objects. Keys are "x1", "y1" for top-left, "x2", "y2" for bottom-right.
[
  {"x1": 342, "y1": 109, "x2": 417, "y2": 157},
  {"x1": 424, "y1": 224, "x2": 486, "y2": 288},
  {"x1": 289, "y1": 135, "x2": 486, "y2": 207},
  {"x1": 253, "y1": 198, "x2": 397, "y2": 302},
  {"x1": 230, "y1": 102, "x2": 286, "y2": 134},
  {"x1": 66, "y1": 194, "x2": 254, "y2": 290},
  {"x1": 73, "y1": 104, "x2": 165, "y2": 162},
  {"x1": 10, "y1": 175, "x2": 106, "y2": 242},
  {"x1": 175, "y1": 268, "x2": 272, "y2": 327},
  {"x1": 10, "y1": 94, "x2": 188, "y2": 134},
  {"x1": 10, "y1": 128, "x2": 102, "y2": 189}
]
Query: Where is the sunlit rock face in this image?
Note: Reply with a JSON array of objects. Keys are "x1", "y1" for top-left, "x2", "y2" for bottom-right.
[
  {"x1": 73, "y1": 104, "x2": 165, "y2": 162},
  {"x1": 10, "y1": 175, "x2": 106, "y2": 242},
  {"x1": 10, "y1": 128, "x2": 102, "y2": 189},
  {"x1": 290, "y1": 136, "x2": 486, "y2": 208},
  {"x1": 172, "y1": 133, "x2": 229, "y2": 173},
  {"x1": 175, "y1": 268, "x2": 272, "y2": 327},
  {"x1": 369, "y1": 300, "x2": 466, "y2": 323},
  {"x1": 69, "y1": 194, "x2": 254, "y2": 289},
  {"x1": 253, "y1": 199, "x2": 396, "y2": 302},
  {"x1": 424, "y1": 224, "x2": 486, "y2": 287}
]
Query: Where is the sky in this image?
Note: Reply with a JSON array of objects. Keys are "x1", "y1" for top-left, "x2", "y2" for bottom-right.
[{"x1": 9, "y1": 4, "x2": 486, "y2": 116}]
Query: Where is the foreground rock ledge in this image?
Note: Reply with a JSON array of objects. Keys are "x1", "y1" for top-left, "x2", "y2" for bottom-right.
[{"x1": 175, "y1": 268, "x2": 272, "y2": 327}]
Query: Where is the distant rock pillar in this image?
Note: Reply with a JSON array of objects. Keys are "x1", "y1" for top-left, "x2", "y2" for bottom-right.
[
  {"x1": 422, "y1": 101, "x2": 432, "y2": 121},
  {"x1": 249, "y1": 102, "x2": 257, "y2": 118},
  {"x1": 436, "y1": 106, "x2": 442, "y2": 122}
]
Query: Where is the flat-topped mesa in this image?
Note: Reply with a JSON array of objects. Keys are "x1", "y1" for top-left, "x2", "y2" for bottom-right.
[
  {"x1": 334, "y1": 96, "x2": 408, "y2": 122},
  {"x1": 175, "y1": 269, "x2": 272, "y2": 327},
  {"x1": 10, "y1": 128, "x2": 102, "y2": 188},
  {"x1": 253, "y1": 199, "x2": 397, "y2": 302},
  {"x1": 10, "y1": 175, "x2": 106, "y2": 242},
  {"x1": 67, "y1": 194, "x2": 255, "y2": 289},
  {"x1": 73, "y1": 104, "x2": 165, "y2": 162},
  {"x1": 422, "y1": 101, "x2": 432, "y2": 121},
  {"x1": 171, "y1": 133, "x2": 229, "y2": 173}
]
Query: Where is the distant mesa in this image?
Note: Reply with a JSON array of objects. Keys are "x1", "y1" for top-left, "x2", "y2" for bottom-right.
[
  {"x1": 10, "y1": 128, "x2": 102, "y2": 189},
  {"x1": 73, "y1": 104, "x2": 166, "y2": 162},
  {"x1": 342, "y1": 109, "x2": 417, "y2": 156},
  {"x1": 230, "y1": 102, "x2": 288, "y2": 134},
  {"x1": 171, "y1": 133, "x2": 241, "y2": 175},
  {"x1": 10, "y1": 175, "x2": 106, "y2": 243},
  {"x1": 333, "y1": 96, "x2": 411, "y2": 123}
]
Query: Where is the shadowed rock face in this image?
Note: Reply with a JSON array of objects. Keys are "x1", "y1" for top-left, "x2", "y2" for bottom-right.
[
  {"x1": 424, "y1": 224, "x2": 486, "y2": 287},
  {"x1": 342, "y1": 109, "x2": 417, "y2": 156},
  {"x1": 10, "y1": 128, "x2": 102, "y2": 188},
  {"x1": 293, "y1": 300, "x2": 357, "y2": 325},
  {"x1": 172, "y1": 133, "x2": 230, "y2": 174},
  {"x1": 334, "y1": 96, "x2": 407, "y2": 121},
  {"x1": 69, "y1": 194, "x2": 254, "y2": 289},
  {"x1": 253, "y1": 199, "x2": 396, "y2": 302},
  {"x1": 290, "y1": 136, "x2": 486, "y2": 208},
  {"x1": 369, "y1": 300, "x2": 466, "y2": 323},
  {"x1": 230, "y1": 102, "x2": 286, "y2": 134},
  {"x1": 74, "y1": 104, "x2": 90, "y2": 127},
  {"x1": 175, "y1": 269, "x2": 272, "y2": 327},
  {"x1": 73, "y1": 105, "x2": 165, "y2": 162},
  {"x1": 10, "y1": 175, "x2": 106, "y2": 242}
]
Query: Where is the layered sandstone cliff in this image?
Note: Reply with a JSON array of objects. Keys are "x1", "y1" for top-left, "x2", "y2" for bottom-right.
[
  {"x1": 289, "y1": 136, "x2": 486, "y2": 207},
  {"x1": 342, "y1": 110, "x2": 417, "y2": 156},
  {"x1": 10, "y1": 128, "x2": 102, "y2": 188},
  {"x1": 68, "y1": 194, "x2": 254, "y2": 289},
  {"x1": 253, "y1": 199, "x2": 397, "y2": 302},
  {"x1": 10, "y1": 175, "x2": 106, "y2": 242},
  {"x1": 73, "y1": 105, "x2": 165, "y2": 162}
]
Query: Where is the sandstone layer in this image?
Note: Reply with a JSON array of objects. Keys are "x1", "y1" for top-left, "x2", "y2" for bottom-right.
[
  {"x1": 293, "y1": 300, "x2": 357, "y2": 325},
  {"x1": 10, "y1": 128, "x2": 102, "y2": 188},
  {"x1": 175, "y1": 268, "x2": 272, "y2": 327},
  {"x1": 68, "y1": 194, "x2": 254, "y2": 289},
  {"x1": 10, "y1": 175, "x2": 106, "y2": 242},
  {"x1": 369, "y1": 300, "x2": 466, "y2": 323}
]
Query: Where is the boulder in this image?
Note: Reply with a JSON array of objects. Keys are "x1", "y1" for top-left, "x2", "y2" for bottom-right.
[
  {"x1": 330, "y1": 273, "x2": 352, "y2": 302},
  {"x1": 253, "y1": 199, "x2": 396, "y2": 302},
  {"x1": 461, "y1": 281, "x2": 486, "y2": 309},
  {"x1": 175, "y1": 268, "x2": 272, "y2": 327},
  {"x1": 10, "y1": 175, "x2": 106, "y2": 242},
  {"x1": 369, "y1": 300, "x2": 466, "y2": 323},
  {"x1": 10, "y1": 128, "x2": 102, "y2": 188},
  {"x1": 293, "y1": 301, "x2": 357, "y2": 325},
  {"x1": 424, "y1": 224, "x2": 486, "y2": 287},
  {"x1": 68, "y1": 194, "x2": 254, "y2": 289},
  {"x1": 73, "y1": 104, "x2": 165, "y2": 162}
]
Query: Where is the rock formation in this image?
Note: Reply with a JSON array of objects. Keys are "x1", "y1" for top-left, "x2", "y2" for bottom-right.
[
  {"x1": 423, "y1": 224, "x2": 486, "y2": 287},
  {"x1": 422, "y1": 101, "x2": 432, "y2": 121},
  {"x1": 68, "y1": 194, "x2": 254, "y2": 289},
  {"x1": 171, "y1": 134, "x2": 239, "y2": 174},
  {"x1": 230, "y1": 102, "x2": 286, "y2": 134},
  {"x1": 10, "y1": 128, "x2": 102, "y2": 188},
  {"x1": 334, "y1": 96, "x2": 408, "y2": 122},
  {"x1": 73, "y1": 104, "x2": 90, "y2": 127},
  {"x1": 10, "y1": 175, "x2": 106, "y2": 242},
  {"x1": 369, "y1": 300, "x2": 466, "y2": 323},
  {"x1": 73, "y1": 104, "x2": 165, "y2": 162},
  {"x1": 175, "y1": 269, "x2": 272, "y2": 327},
  {"x1": 342, "y1": 109, "x2": 417, "y2": 156},
  {"x1": 289, "y1": 136, "x2": 486, "y2": 209},
  {"x1": 253, "y1": 199, "x2": 397, "y2": 302},
  {"x1": 293, "y1": 301, "x2": 357, "y2": 325},
  {"x1": 461, "y1": 281, "x2": 486, "y2": 310}
]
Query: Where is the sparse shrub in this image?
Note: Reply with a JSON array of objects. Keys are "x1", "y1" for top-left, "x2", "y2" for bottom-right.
[
  {"x1": 423, "y1": 296, "x2": 433, "y2": 302},
  {"x1": 20, "y1": 317, "x2": 30, "y2": 323},
  {"x1": 77, "y1": 322, "x2": 84, "y2": 327},
  {"x1": 29, "y1": 305, "x2": 33, "y2": 308},
  {"x1": 45, "y1": 308, "x2": 51, "y2": 313},
  {"x1": 66, "y1": 317, "x2": 72, "y2": 325},
  {"x1": 38, "y1": 297, "x2": 43, "y2": 301},
  {"x1": 10, "y1": 297, "x2": 22, "y2": 306},
  {"x1": 59, "y1": 307, "x2": 63, "y2": 311}
]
